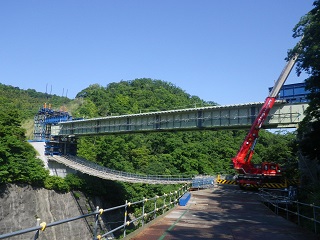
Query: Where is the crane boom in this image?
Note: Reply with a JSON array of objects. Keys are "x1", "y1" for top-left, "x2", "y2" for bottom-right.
[
  {"x1": 269, "y1": 54, "x2": 298, "y2": 98},
  {"x1": 232, "y1": 52, "x2": 299, "y2": 176}
]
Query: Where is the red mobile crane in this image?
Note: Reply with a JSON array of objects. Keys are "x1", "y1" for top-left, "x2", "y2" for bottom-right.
[{"x1": 232, "y1": 51, "x2": 299, "y2": 188}]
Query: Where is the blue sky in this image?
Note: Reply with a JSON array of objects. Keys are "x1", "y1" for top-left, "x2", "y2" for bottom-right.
[{"x1": 0, "y1": 1, "x2": 315, "y2": 105}]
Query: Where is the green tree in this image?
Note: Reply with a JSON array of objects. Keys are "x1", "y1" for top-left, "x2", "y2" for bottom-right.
[
  {"x1": 44, "y1": 175, "x2": 70, "y2": 192},
  {"x1": 0, "y1": 106, "x2": 49, "y2": 185},
  {"x1": 73, "y1": 99, "x2": 99, "y2": 118},
  {"x1": 287, "y1": 0, "x2": 320, "y2": 201},
  {"x1": 288, "y1": 0, "x2": 320, "y2": 162}
]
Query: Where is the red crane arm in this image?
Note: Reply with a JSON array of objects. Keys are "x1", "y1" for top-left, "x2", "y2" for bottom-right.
[{"x1": 232, "y1": 97, "x2": 276, "y2": 174}]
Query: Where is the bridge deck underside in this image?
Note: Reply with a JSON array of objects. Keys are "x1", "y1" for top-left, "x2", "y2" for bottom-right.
[{"x1": 56, "y1": 102, "x2": 307, "y2": 137}]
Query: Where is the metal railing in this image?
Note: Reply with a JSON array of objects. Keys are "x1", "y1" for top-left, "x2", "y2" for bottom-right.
[
  {"x1": 0, "y1": 184, "x2": 190, "y2": 240},
  {"x1": 49, "y1": 154, "x2": 193, "y2": 184},
  {"x1": 259, "y1": 188, "x2": 320, "y2": 234}
]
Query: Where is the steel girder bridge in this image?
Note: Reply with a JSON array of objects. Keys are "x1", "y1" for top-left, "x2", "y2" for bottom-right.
[{"x1": 54, "y1": 101, "x2": 307, "y2": 137}]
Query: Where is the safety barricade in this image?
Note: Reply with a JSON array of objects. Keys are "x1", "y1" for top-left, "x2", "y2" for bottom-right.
[{"x1": 179, "y1": 192, "x2": 191, "y2": 206}]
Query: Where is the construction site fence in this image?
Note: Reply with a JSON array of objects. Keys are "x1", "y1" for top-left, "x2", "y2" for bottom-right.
[
  {"x1": 259, "y1": 188, "x2": 320, "y2": 234},
  {"x1": 0, "y1": 184, "x2": 191, "y2": 240}
]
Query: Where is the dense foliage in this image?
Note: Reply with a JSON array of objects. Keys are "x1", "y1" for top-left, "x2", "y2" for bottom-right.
[
  {"x1": 0, "y1": 105, "x2": 49, "y2": 185},
  {"x1": 288, "y1": 0, "x2": 320, "y2": 203},
  {"x1": 288, "y1": 0, "x2": 320, "y2": 162},
  {"x1": 75, "y1": 79, "x2": 216, "y2": 117}
]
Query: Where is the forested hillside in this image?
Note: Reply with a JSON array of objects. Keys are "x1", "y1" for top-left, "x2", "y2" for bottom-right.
[
  {"x1": 74, "y1": 78, "x2": 216, "y2": 117},
  {"x1": 0, "y1": 83, "x2": 71, "y2": 119}
]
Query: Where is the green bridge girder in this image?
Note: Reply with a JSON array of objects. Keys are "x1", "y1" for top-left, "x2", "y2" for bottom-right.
[{"x1": 53, "y1": 101, "x2": 307, "y2": 137}]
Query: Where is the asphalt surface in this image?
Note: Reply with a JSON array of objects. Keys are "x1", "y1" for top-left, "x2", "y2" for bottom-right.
[{"x1": 129, "y1": 184, "x2": 319, "y2": 240}]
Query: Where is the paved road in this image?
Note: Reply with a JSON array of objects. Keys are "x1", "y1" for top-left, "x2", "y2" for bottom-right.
[{"x1": 129, "y1": 185, "x2": 319, "y2": 240}]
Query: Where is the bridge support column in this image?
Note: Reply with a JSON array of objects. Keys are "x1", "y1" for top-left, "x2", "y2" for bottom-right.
[{"x1": 45, "y1": 136, "x2": 77, "y2": 156}]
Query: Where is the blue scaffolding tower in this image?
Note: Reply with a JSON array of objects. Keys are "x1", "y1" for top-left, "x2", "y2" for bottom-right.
[{"x1": 33, "y1": 103, "x2": 77, "y2": 156}]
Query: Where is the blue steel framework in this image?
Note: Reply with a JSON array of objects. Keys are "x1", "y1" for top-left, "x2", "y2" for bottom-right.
[
  {"x1": 33, "y1": 104, "x2": 77, "y2": 156},
  {"x1": 269, "y1": 82, "x2": 310, "y2": 103},
  {"x1": 33, "y1": 103, "x2": 72, "y2": 142}
]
